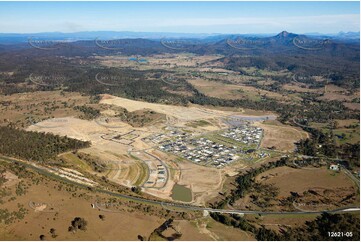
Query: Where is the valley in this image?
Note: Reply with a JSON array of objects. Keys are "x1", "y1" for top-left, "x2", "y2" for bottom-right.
[{"x1": 0, "y1": 25, "x2": 359, "y2": 241}]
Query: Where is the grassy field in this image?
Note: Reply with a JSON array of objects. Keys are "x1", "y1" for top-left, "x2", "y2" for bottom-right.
[
  {"x1": 1, "y1": 156, "x2": 259, "y2": 241},
  {"x1": 0, "y1": 163, "x2": 164, "y2": 240},
  {"x1": 257, "y1": 120, "x2": 309, "y2": 152},
  {"x1": 185, "y1": 119, "x2": 212, "y2": 128},
  {"x1": 310, "y1": 119, "x2": 360, "y2": 145},
  {"x1": 256, "y1": 166, "x2": 357, "y2": 197},
  {"x1": 0, "y1": 91, "x2": 96, "y2": 128},
  {"x1": 229, "y1": 165, "x2": 359, "y2": 212},
  {"x1": 254, "y1": 166, "x2": 359, "y2": 211},
  {"x1": 187, "y1": 78, "x2": 288, "y2": 101},
  {"x1": 127, "y1": 153, "x2": 149, "y2": 186},
  {"x1": 59, "y1": 152, "x2": 93, "y2": 171},
  {"x1": 203, "y1": 132, "x2": 248, "y2": 148}
]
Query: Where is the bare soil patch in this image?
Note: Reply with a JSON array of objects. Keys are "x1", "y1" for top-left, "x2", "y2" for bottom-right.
[
  {"x1": 343, "y1": 102, "x2": 360, "y2": 110},
  {"x1": 2, "y1": 171, "x2": 19, "y2": 187},
  {"x1": 256, "y1": 120, "x2": 309, "y2": 152},
  {"x1": 100, "y1": 94, "x2": 240, "y2": 121}
]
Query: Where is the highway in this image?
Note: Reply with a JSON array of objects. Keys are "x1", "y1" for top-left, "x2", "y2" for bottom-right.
[{"x1": 1, "y1": 155, "x2": 359, "y2": 216}]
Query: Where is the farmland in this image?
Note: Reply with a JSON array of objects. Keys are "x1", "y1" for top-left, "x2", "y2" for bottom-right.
[{"x1": 223, "y1": 164, "x2": 359, "y2": 213}]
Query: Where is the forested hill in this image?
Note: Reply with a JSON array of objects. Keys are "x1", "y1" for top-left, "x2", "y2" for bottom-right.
[
  {"x1": 0, "y1": 126, "x2": 90, "y2": 162},
  {"x1": 0, "y1": 31, "x2": 358, "y2": 86}
]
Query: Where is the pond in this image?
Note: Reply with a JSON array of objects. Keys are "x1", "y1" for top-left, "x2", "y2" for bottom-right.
[{"x1": 171, "y1": 184, "x2": 192, "y2": 202}]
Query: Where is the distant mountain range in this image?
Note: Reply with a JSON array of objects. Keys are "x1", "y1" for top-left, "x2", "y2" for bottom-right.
[
  {"x1": 0, "y1": 31, "x2": 358, "y2": 58},
  {"x1": 0, "y1": 30, "x2": 358, "y2": 44},
  {"x1": 0, "y1": 31, "x2": 358, "y2": 91}
]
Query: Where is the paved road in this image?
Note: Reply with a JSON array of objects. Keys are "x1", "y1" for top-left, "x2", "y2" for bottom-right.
[
  {"x1": 1, "y1": 155, "x2": 359, "y2": 216},
  {"x1": 144, "y1": 150, "x2": 170, "y2": 187},
  {"x1": 342, "y1": 168, "x2": 360, "y2": 188}
]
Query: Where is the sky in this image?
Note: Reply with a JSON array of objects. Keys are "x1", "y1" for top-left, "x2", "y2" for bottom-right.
[{"x1": 0, "y1": 1, "x2": 359, "y2": 34}]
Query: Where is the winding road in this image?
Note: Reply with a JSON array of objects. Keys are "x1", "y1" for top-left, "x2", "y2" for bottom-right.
[{"x1": 1, "y1": 155, "x2": 359, "y2": 216}]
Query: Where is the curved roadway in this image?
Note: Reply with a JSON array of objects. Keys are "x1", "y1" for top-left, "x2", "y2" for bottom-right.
[{"x1": 1, "y1": 155, "x2": 359, "y2": 216}]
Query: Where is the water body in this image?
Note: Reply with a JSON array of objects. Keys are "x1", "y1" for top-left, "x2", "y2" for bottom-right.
[
  {"x1": 171, "y1": 184, "x2": 192, "y2": 202},
  {"x1": 128, "y1": 57, "x2": 148, "y2": 63}
]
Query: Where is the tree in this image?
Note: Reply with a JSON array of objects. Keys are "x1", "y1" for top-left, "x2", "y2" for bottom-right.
[
  {"x1": 137, "y1": 235, "x2": 145, "y2": 241},
  {"x1": 131, "y1": 186, "x2": 141, "y2": 194},
  {"x1": 49, "y1": 228, "x2": 57, "y2": 238},
  {"x1": 69, "y1": 217, "x2": 87, "y2": 232}
]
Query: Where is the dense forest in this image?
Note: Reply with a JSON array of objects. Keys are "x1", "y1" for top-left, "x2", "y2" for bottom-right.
[{"x1": 0, "y1": 126, "x2": 90, "y2": 162}]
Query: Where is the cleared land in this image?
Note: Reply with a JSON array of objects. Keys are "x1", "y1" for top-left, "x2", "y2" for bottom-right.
[
  {"x1": 0, "y1": 170, "x2": 162, "y2": 240},
  {"x1": 282, "y1": 83, "x2": 324, "y2": 94},
  {"x1": 26, "y1": 116, "x2": 154, "y2": 190},
  {"x1": 231, "y1": 165, "x2": 358, "y2": 212},
  {"x1": 96, "y1": 54, "x2": 222, "y2": 70},
  {"x1": 0, "y1": 157, "x2": 256, "y2": 241},
  {"x1": 24, "y1": 114, "x2": 228, "y2": 204},
  {"x1": 174, "y1": 218, "x2": 255, "y2": 241},
  {"x1": 21, "y1": 94, "x2": 295, "y2": 205},
  {"x1": 0, "y1": 162, "x2": 217, "y2": 241},
  {"x1": 317, "y1": 84, "x2": 360, "y2": 111},
  {"x1": 255, "y1": 166, "x2": 359, "y2": 211},
  {"x1": 256, "y1": 120, "x2": 309, "y2": 152},
  {"x1": 100, "y1": 94, "x2": 241, "y2": 121},
  {"x1": 175, "y1": 159, "x2": 223, "y2": 205},
  {"x1": 256, "y1": 166, "x2": 356, "y2": 197},
  {"x1": 188, "y1": 78, "x2": 289, "y2": 101}
]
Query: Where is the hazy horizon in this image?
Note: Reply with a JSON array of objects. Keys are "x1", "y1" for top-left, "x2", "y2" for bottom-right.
[
  {"x1": 0, "y1": 1, "x2": 359, "y2": 34},
  {"x1": 0, "y1": 29, "x2": 359, "y2": 35}
]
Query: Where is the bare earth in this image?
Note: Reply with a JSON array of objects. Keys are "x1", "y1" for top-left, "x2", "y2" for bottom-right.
[
  {"x1": 100, "y1": 94, "x2": 240, "y2": 121},
  {"x1": 24, "y1": 95, "x2": 310, "y2": 206},
  {"x1": 256, "y1": 120, "x2": 309, "y2": 152}
]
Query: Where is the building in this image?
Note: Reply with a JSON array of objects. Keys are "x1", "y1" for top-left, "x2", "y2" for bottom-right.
[{"x1": 329, "y1": 164, "x2": 340, "y2": 171}]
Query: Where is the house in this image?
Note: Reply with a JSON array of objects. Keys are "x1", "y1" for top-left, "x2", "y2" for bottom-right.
[{"x1": 329, "y1": 164, "x2": 340, "y2": 171}]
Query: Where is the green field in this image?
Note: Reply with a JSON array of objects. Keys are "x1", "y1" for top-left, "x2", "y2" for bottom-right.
[
  {"x1": 309, "y1": 121, "x2": 360, "y2": 145},
  {"x1": 203, "y1": 132, "x2": 258, "y2": 150}
]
